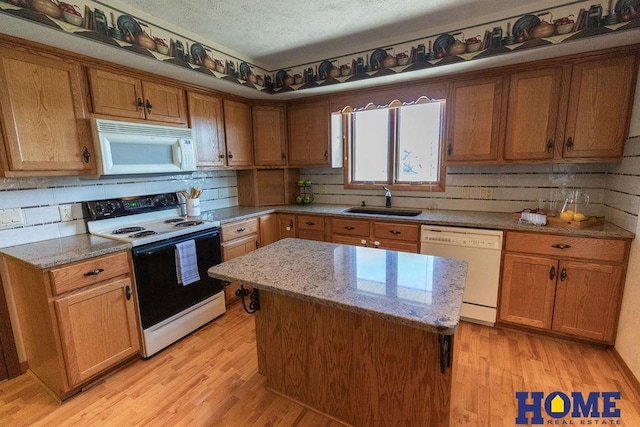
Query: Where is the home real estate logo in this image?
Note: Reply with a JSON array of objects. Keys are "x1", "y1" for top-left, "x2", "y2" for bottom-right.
[{"x1": 515, "y1": 391, "x2": 621, "y2": 425}]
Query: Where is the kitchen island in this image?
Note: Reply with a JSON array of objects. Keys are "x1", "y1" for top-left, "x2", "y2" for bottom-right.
[{"x1": 207, "y1": 238, "x2": 468, "y2": 426}]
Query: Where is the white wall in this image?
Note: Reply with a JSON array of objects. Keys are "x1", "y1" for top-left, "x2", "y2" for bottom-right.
[{"x1": 614, "y1": 73, "x2": 640, "y2": 382}]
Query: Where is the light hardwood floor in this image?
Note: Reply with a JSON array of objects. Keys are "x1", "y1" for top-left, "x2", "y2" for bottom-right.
[{"x1": 1, "y1": 302, "x2": 639, "y2": 426}]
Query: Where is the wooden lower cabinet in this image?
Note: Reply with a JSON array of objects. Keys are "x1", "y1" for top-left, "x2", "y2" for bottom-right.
[
  {"x1": 1, "y1": 250, "x2": 139, "y2": 399},
  {"x1": 221, "y1": 218, "x2": 259, "y2": 305},
  {"x1": 331, "y1": 218, "x2": 419, "y2": 253},
  {"x1": 259, "y1": 214, "x2": 278, "y2": 247},
  {"x1": 277, "y1": 214, "x2": 296, "y2": 240},
  {"x1": 297, "y1": 215, "x2": 327, "y2": 242},
  {"x1": 498, "y1": 232, "x2": 629, "y2": 344}
]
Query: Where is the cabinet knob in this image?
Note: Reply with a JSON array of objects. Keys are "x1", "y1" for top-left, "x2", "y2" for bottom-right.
[
  {"x1": 145, "y1": 99, "x2": 153, "y2": 114},
  {"x1": 256, "y1": 241, "x2": 260, "y2": 248},
  {"x1": 84, "y1": 268, "x2": 104, "y2": 276},
  {"x1": 219, "y1": 153, "x2": 225, "y2": 159},
  {"x1": 305, "y1": 221, "x2": 315, "y2": 226},
  {"x1": 447, "y1": 144, "x2": 453, "y2": 156},
  {"x1": 125, "y1": 285, "x2": 132, "y2": 301},
  {"x1": 345, "y1": 226, "x2": 355, "y2": 231},
  {"x1": 560, "y1": 268, "x2": 567, "y2": 281},
  {"x1": 289, "y1": 220, "x2": 294, "y2": 228},
  {"x1": 82, "y1": 146, "x2": 91, "y2": 163},
  {"x1": 389, "y1": 230, "x2": 401, "y2": 235},
  {"x1": 549, "y1": 266, "x2": 556, "y2": 280},
  {"x1": 546, "y1": 139, "x2": 554, "y2": 153},
  {"x1": 228, "y1": 151, "x2": 234, "y2": 159},
  {"x1": 324, "y1": 150, "x2": 328, "y2": 160},
  {"x1": 137, "y1": 98, "x2": 144, "y2": 112},
  {"x1": 360, "y1": 239, "x2": 367, "y2": 247},
  {"x1": 236, "y1": 227, "x2": 246, "y2": 233},
  {"x1": 551, "y1": 243, "x2": 571, "y2": 250},
  {"x1": 281, "y1": 152, "x2": 286, "y2": 160},
  {"x1": 372, "y1": 240, "x2": 380, "y2": 248},
  {"x1": 566, "y1": 137, "x2": 574, "y2": 151}
]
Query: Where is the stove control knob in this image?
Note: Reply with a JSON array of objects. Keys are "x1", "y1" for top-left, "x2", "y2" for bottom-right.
[
  {"x1": 105, "y1": 202, "x2": 116, "y2": 214},
  {"x1": 157, "y1": 196, "x2": 168, "y2": 206},
  {"x1": 166, "y1": 194, "x2": 176, "y2": 205},
  {"x1": 94, "y1": 203, "x2": 104, "y2": 214}
]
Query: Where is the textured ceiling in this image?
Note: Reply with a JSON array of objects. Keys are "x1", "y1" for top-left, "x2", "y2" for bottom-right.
[{"x1": 119, "y1": 0, "x2": 559, "y2": 70}]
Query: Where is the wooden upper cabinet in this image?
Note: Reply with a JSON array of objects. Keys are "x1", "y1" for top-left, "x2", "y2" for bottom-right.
[
  {"x1": 223, "y1": 99, "x2": 253, "y2": 167},
  {"x1": 446, "y1": 76, "x2": 504, "y2": 163},
  {"x1": 253, "y1": 105, "x2": 286, "y2": 166},
  {"x1": 0, "y1": 47, "x2": 93, "y2": 174},
  {"x1": 87, "y1": 68, "x2": 187, "y2": 125},
  {"x1": 504, "y1": 67, "x2": 566, "y2": 161},
  {"x1": 562, "y1": 55, "x2": 636, "y2": 159},
  {"x1": 288, "y1": 100, "x2": 330, "y2": 166},
  {"x1": 187, "y1": 92, "x2": 226, "y2": 168}
]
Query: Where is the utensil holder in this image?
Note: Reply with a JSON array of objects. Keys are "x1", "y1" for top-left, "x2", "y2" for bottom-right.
[{"x1": 186, "y1": 198, "x2": 201, "y2": 217}]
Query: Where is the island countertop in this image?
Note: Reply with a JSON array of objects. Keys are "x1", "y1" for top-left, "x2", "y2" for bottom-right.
[{"x1": 207, "y1": 238, "x2": 468, "y2": 334}]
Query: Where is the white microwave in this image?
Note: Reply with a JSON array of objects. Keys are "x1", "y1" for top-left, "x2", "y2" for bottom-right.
[{"x1": 90, "y1": 119, "x2": 196, "y2": 177}]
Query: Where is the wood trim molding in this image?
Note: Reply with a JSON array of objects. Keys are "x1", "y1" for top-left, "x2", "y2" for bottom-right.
[
  {"x1": 609, "y1": 347, "x2": 640, "y2": 402},
  {"x1": 0, "y1": 261, "x2": 22, "y2": 379}
]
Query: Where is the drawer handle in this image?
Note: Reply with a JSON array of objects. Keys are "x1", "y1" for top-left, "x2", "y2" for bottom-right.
[
  {"x1": 126, "y1": 285, "x2": 132, "y2": 301},
  {"x1": 389, "y1": 230, "x2": 401, "y2": 235},
  {"x1": 236, "y1": 227, "x2": 246, "y2": 233},
  {"x1": 305, "y1": 221, "x2": 315, "y2": 226},
  {"x1": 551, "y1": 244, "x2": 571, "y2": 250},
  {"x1": 549, "y1": 266, "x2": 556, "y2": 280},
  {"x1": 560, "y1": 268, "x2": 567, "y2": 281},
  {"x1": 345, "y1": 226, "x2": 355, "y2": 231},
  {"x1": 84, "y1": 268, "x2": 104, "y2": 276}
]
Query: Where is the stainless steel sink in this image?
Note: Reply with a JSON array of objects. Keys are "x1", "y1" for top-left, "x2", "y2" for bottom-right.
[{"x1": 344, "y1": 207, "x2": 423, "y2": 217}]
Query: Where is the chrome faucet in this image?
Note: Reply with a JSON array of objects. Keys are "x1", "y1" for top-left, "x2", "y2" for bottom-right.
[{"x1": 382, "y1": 186, "x2": 392, "y2": 208}]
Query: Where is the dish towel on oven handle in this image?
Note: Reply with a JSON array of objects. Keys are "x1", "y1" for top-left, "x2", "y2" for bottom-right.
[{"x1": 175, "y1": 239, "x2": 200, "y2": 286}]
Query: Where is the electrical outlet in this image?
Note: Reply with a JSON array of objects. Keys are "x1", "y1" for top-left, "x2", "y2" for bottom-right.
[
  {"x1": 0, "y1": 208, "x2": 24, "y2": 227},
  {"x1": 58, "y1": 205, "x2": 73, "y2": 221},
  {"x1": 480, "y1": 188, "x2": 493, "y2": 199}
]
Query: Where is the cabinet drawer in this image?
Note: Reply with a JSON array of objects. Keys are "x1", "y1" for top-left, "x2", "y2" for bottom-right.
[
  {"x1": 221, "y1": 218, "x2": 259, "y2": 242},
  {"x1": 298, "y1": 215, "x2": 325, "y2": 231},
  {"x1": 372, "y1": 222, "x2": 418, "y2": 242},
  {"x1": 298, "y1": 229, "x2": 326, "y2": 242},
  {"x1": 332, "y1": 218, "x2": 369, "y2": 237},
  {"x1": 504, "y1": 232, "x2": 628, "y2": 263},
  {"x1": 375, "y1": 240, "x2": 419, "y2": 253},
  {"x1": 49, "y1": 251, "x2": 130, "y2": 295},
  {"x1": 332, "y1": 234, "x2": 368, "y2": 247}
]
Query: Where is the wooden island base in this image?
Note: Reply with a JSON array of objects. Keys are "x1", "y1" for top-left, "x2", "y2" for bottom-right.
[{"x1": 254, "y1": 291, "x2": 452, "y2": 427}]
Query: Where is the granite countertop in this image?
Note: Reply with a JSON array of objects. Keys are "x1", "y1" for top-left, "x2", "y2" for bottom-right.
[
  {"x1": 202, "y1": 204, "x2": 635, "y2": 239},
  {"x1": 0, "y1": 234, "x2": 131, "y2": 269},
  {"x1": 207, "y1": 238, "x2": 468, "y2": 335}
]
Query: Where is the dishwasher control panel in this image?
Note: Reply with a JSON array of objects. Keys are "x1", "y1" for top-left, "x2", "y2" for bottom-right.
[{"x1": 420, "y1": 225, "x2": 503, "y2": 250}]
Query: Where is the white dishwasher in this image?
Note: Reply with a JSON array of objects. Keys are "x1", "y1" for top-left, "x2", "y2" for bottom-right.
[{"x1": 420, "y1": 225, "x2": 503, "y2": 326}]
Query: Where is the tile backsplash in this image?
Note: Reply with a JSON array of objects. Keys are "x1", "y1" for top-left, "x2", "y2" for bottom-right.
[
  {"x1": 0, "y1": 170, "x2": 237, "y2": 248},
  {"x1": 603, "y1": 136, "x2": 640, "y2": 233}
]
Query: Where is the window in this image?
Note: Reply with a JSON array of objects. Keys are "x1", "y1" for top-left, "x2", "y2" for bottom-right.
[{"x1": 343, "y1": 97, "x2": 445, "y2": 191}]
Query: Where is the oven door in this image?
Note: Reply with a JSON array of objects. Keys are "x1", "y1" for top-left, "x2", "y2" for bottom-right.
[{"x1": 131, "y1": 228, "x2": 223, "y2": 330}]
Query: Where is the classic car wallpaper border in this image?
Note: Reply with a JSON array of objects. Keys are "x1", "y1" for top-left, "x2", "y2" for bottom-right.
[{"x1": 1, "y1": 0, "x2": 640, "y2": 95}]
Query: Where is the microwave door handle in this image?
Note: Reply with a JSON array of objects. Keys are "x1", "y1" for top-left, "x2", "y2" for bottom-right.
[{"x1": 175, "y1": 142, "x2": 183, "y2": 167}]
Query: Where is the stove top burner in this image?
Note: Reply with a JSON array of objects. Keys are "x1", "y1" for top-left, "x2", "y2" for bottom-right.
[
  {"x1": 175, "y1": 221, "x2": 204, "y2": 227},
  {"x1": 113, "y1": 226, "x2": 145, "y2": 234},
  {"x1": 129, "y1": 230, "x2": 159, "y2": 238},
  {"x1": 164, "y1": 218, "x2": 186, "y2": 223}
]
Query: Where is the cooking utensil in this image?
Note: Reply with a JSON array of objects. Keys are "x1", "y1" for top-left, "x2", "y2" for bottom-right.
[{"x1": 530, "y1": 13, "x2": 555, "y2": 39}]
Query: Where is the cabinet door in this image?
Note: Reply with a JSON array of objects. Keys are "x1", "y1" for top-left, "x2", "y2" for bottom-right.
[
  {"x1": 563, "y1": 56, "x2": 636, "y2": 159},
  {"x1": 140, "y1": 81, "x2": 187, "y2": 124},
  {"x1": 504, "y1": 67, "x2": 565, "y2": 160},
  {"x1": 221, "y1": 234, "x2": 258, "y2": 303},
  {"x1": 223, "y1": 100, "x2": 253, "y2": 167},
  {"x1": 87, "y1": 68, "x2": 145, "y2": 120},
  {"x1": 374, "y1": 239, "x2": 418, "y2": 253},
  {"x1": 187, "y1": 92, "x2": 226, "y2": 168},
  {"x1": 253, "y1": 105, "x2": 286, "y2": 166},
  {"x1": 259, "y1": 214, "x2": 279, "y2": 247},
  {"x1": 499, "y1": 253, "x2": 557, "y2": 329},
  {"x1": 552, "y1": 260, "x2": 623, "y2": 343},
  {"x1": 288, "y1": 101, "x2": 330, "y2": 166},
  {"x1": 54, "y1": 277, "x2": 140, "y2": 387},
  {"x1": 0, "y1": 48, "x2": 93, "y2": 173},
  {"x1": 277, "y1": 214, "x2": 296, "y2": 240},
  {"x1": 332, "y1": 234, "x2": 368, "y2": 247},
  {"x1": 446, "y1": 76, "x2": 504, "y2": 162}
]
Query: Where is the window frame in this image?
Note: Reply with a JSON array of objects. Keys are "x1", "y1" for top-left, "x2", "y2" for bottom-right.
[{"x1": 342, "y1": 98, "x2": 447, "y2": 192}]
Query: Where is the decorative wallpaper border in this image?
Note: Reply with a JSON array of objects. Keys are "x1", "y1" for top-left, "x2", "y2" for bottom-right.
[{"x1": 1, "y1": 0, "x2": 640, "y2": 95}]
